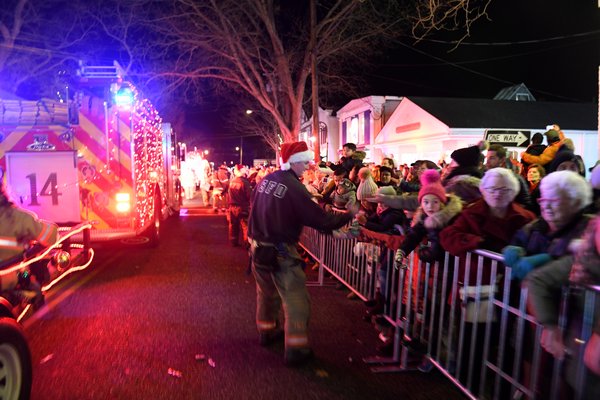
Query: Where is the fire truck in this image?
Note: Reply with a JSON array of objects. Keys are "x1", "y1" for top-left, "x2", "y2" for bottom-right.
[{"x1": 0, "y1": 62, "x2": 181, "y2": 245}]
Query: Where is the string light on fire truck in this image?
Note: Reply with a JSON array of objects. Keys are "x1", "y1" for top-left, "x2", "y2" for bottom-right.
[{"x1": 111, "y1": 83, "x2": 163, "y2": 219}]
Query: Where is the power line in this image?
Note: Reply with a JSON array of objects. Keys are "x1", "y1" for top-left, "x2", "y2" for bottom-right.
[
  {"x1": 420, "y1": 29, "x2": 600, "y2": 46},
  {"x1": 382, "y1": 36, "x2": 598, "y2": 67},
  {"x1": 394, "y1": 41, "x2": 585, "y2": 102}
]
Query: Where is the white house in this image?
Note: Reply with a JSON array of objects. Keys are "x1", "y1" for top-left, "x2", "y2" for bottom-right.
[
  {"x1": 334, "y1": 96, "x2": 402, "y2": 163},
  {"x1": 369, "y1": 96, "x2": 598, "y2": 170}
]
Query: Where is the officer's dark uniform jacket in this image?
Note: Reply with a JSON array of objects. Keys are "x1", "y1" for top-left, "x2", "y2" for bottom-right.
[
  {"x1": 249, "y1": 169, "x2": 352, "y2": 244},
  {"x1": 228, "y1": 176, "x2": 252, "y2": 209}
]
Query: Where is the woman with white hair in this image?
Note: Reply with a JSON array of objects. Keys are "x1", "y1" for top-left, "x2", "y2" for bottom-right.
[
  {"x1": 524, "y1": 171, "x2": 599, "y2": 398},
  {"x1": 504, "y1": 170, "x2": 594, "y2": 280},
  {"x1": 441, "y1": 168, "x2": 535, "y2": 259}
]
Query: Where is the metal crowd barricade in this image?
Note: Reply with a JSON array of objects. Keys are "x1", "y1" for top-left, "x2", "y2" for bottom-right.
[
  {"x1": 299, "y1": 225, "x2": 382, "y2": 301},
  {"x1": 299, "y1": 227, "x2": 599, "y2": 400}
]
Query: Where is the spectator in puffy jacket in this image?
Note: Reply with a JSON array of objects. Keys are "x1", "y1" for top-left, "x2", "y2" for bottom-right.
[
  {"x1": 521, "y1": 125, "x2": 565, "y2": 168},
  {"x1": 503, "y1": 171, "x2": 593, "y2": 281},
  {"x1": 526, "y1": 215, "x2": 600, "y2": 397},
  {"x1": 328, "y1": 178, "x2": 357, "y2": 212},
  {"x1": 521, "y1": 132, "x2": 547, "y2": 177}
]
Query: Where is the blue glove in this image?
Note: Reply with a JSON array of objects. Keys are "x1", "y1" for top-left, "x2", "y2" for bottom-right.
[
  {"x1": 511, "y1": 253, "x2": 552, "y2": 280},
  {"x1": 502, "y1": 245, "x2": 525, "y2": 267}
]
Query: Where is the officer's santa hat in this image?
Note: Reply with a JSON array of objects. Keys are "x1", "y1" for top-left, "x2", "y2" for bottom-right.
[
  {"x1": 233, "y1": 164, "x2": 247, "y2": 177},
  {"x1": 279, "y1": 141, "x2": 314, "y2": 171}
]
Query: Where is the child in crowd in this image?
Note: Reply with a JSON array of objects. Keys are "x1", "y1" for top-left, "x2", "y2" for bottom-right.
[
  {"x1": 356, "y1": 167, "x2": 378, "y2": 216},
  {"x1": 393, "y1": 169, "x2": 462, "y2": 368},
  {"x1": 395, "y1": 169, "x2": 462, "y2": 265},
  {"x1": 328, "y1": 178, "x2": 356, "y2": 212}
]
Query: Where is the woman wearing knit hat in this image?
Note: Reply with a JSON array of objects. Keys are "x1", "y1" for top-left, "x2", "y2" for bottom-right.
[
  {"x1": 546, "y1": 140, "x2": 586, "y2": 177},
  {"x1": 442, "y1": 141, "x2": 487, "y2": 205}
]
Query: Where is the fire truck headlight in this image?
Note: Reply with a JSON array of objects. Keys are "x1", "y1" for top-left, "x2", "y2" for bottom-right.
[
  {"x1": 115, "y1": 192, "x2": 131, "y2": 213},
  {"x1": 116, "y1": 202, "x2": 131, "y2": 213},
  {"x1": 116, "y1": 193, "x2": 130, "y2": 202}
]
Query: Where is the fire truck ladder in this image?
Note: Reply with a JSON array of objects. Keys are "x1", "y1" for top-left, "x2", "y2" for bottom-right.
[{"x1": 76, "y1": 60, "x2": 126, "y2": 81}]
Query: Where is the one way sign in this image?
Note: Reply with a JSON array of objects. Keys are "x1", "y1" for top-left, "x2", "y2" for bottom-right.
[{"x1": 484, "y1": 129, "x2": 531, "y2": 147}]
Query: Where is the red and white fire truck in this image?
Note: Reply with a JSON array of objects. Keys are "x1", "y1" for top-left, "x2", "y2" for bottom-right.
[{"x1": 0, "y1": 62, "x2": 181, "y2": 245}]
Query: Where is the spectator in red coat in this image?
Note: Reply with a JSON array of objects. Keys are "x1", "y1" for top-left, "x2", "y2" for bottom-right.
[
  {"x1": 440, "y1": 167, "x2": 536, "y2": 283},
  {"x1": 439, "y1": 167, "x2": 536, "y2": 391}
]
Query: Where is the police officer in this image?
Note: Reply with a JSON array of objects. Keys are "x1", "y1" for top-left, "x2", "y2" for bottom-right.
[
  {"x1": 227, "y1": 164, "x2": 252, "y2": 247},
  {"x1": 248, "y1": 141, "x2": 357, "y2": 366}
]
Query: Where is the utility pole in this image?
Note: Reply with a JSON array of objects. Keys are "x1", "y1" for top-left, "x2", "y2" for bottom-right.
[
  {"x1": 310, "y1": 0, "x2": 320, "y2": 163},
  {"x1": 240, "y1": 136, "x2": 244, "y2": 165}
]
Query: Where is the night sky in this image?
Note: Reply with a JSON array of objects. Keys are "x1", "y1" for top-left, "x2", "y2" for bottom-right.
[
  {"x1": 187, "y1": 0, "x2": 599, "y2": 163},
  {"x1": 368, "y1": 0, "x2": 599, "y2": 102}
]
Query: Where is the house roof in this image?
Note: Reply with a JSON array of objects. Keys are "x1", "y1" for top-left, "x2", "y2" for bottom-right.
[
  {"x1": 408, "y1": 97, "x2": 598, "y2": 131},
  {"x1": 493, "y1": 83, "x2": 535, "y2": 101}
]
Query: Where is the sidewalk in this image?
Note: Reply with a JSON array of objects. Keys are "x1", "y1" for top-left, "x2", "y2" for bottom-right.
[{"x1": 181, "y1": 190, "x2": 228, "y2": 216}]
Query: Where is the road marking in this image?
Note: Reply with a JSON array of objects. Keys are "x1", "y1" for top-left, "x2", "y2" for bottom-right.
[{"x1": 21, "y1": 251, "x2": 120, "y2": 330}]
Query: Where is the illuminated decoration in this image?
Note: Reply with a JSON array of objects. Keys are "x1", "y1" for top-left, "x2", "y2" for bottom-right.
[
  {"x1": 121, "y1": 84, "x2": 163, "y2": 228},
  {"x1": 51, "y1": 250, "x2": 71, "y2": 272}
]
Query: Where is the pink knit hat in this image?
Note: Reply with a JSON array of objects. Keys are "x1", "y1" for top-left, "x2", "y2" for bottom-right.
[{"x1": 418, "y1": 169, "x2": 447, "y2": 204}]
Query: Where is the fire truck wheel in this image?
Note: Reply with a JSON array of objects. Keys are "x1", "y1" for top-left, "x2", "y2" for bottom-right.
[
  {"x1": 0, "y1": 318, "x2": 32, "y2": 400},
  {"x1": 146, "y1": 195, "x2": 161, "y2": 247}
]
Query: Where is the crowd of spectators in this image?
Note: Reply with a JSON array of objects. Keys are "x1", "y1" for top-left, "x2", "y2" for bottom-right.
[
  {"x1": 295, "y1": 127, "x2": 600, "y2": 397},
  {"x1": 194, "y1": 125, "x2": 599, "y2": 396}
]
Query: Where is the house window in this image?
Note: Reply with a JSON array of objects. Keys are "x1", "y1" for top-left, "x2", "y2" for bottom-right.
[
  {"x1": 347, "y1": 116, "x2": 359, "y2": 144},
  {"x1": 357, "y1": 114, "x2": 365, "y2": 144},
  {"x1": 344, "y1": 112, "x2": 371, "y2": 146},
  {"x1": 319, "y1": 122, "x2": 328, "y2": 160},
  {"x1": 516, "y1": 93, "x2": 533, "y2": 101},
  {"x1": 299, "y1": 128, "x2": 309, "y2": 143}
]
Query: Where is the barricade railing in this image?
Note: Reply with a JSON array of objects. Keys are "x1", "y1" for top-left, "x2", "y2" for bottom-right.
[{"x1": 299, "y1": 227, "x2": 599, "y2": 400}]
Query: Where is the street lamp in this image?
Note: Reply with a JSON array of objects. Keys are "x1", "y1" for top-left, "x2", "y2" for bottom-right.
[{"x1": 238, "y1": 138, "x2": 243, "y2": 165}]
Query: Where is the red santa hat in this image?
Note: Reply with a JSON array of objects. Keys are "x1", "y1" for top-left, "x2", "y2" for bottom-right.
[
  {"x1": 233, "y1": 164, "x2": 247, "y2": 177},
  {"x1": 279, "y1": 141, "x2": 314, "y2": 171}
]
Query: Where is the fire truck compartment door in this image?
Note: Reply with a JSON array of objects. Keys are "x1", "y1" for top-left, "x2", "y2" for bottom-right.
[{"x1": 5, "y1": 151, "x2": 81, "y2": 224}]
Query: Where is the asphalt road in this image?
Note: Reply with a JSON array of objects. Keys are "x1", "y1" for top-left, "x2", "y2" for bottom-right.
[{"x1": 22, "y1": 208, "x2": 467, "y2": 400}]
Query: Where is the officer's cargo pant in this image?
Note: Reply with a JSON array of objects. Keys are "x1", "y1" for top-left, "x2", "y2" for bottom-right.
[{"x1": 251, "y1": 241, "x2": 310, "y2": 350}]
